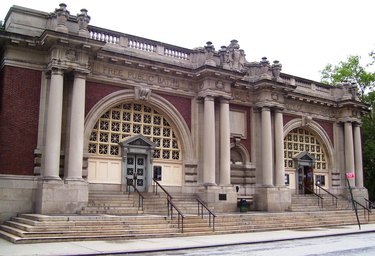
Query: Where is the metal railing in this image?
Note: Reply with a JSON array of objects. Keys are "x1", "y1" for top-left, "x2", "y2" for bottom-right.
[
  {"x1": 315, "y1": 183, "x2": 338, "y2": 208},
  {"x1": 152, "y1": 178, "x2": 184, "y2": 233},
  {"x1": 299, "y1": 184, "x2": 324, "y2": 208},
  {"x1": 352, "y1": 199, "x2": 371, "y2": 223},
  {"x1": 346, "y1": 177, "x2": 366, "y2": 230},
  {"x1": 126, "y1": 177, "x2": 144, "y2": 211},
  {"x1": 167, "y1": 197, "x2": 185, "y2": 233},
  {"x1": 365, "y1": 198, "x2": 375, "y2": 210},
  {"x1": 197, "y1": 198, "x2": 216, "y2": 231},
  {"x1": 152, "y1": 178, "x2": 173, "y2": 202}
]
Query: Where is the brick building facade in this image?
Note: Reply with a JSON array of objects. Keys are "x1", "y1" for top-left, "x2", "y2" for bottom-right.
[{"x1": 0, "y1": 4, "x2": 369, "y2": 223}]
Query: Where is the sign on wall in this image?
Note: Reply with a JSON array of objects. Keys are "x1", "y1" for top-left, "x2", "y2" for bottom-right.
[{"x1": 346, "y1": 172, "x2": 355, "y2": 179}]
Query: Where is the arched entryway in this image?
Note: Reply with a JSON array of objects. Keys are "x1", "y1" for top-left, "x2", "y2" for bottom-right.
[
  {"x1": 84, "y1": 90, "x2": 194, "y2": 191},
  {"x1": 283, "y1": 120, "x2": 333, "y2": 193}
]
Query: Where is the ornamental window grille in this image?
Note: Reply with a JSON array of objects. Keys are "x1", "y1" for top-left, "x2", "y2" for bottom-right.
[
  {"x1": 284, "y1": 128, "x2": 327, "y2": 170},
  {"x1": 88, "y1": 102, "x2": 181, "y2": 160}
]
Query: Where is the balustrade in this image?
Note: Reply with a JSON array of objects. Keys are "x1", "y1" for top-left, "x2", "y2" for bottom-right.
[
  {"x1": 88, "y1": 26, "x2": 190, "y2": 61},
  {"x1": 89, "y1": 29, "x2": 119, "y2": 44}
]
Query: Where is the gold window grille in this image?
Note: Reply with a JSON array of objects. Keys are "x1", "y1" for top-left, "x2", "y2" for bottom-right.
[
  {"x1": 284, "y1": 128, "x2": 327, "y2": 170},
  {"x1": 88, "y1": 102, "x2": 181, "y2": 160}
]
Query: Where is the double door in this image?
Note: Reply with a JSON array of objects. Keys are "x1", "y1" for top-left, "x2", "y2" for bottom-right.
[
  {"x1": 126, "y1": 154, "x2": 147, "y2": 192},
  {"x1": 297, "y1": 166, "x2": 314, "y2": 194}
]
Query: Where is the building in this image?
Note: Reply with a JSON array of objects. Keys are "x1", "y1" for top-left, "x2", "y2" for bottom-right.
[{"x1": 0, "y1": 4, "x2": 369, "y2": 223}]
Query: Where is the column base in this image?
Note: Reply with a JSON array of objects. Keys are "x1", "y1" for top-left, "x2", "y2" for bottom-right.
[
  {"x1": 64, "y1": 177, "x2": 85, "y2": 184},
  {"x1": 35, "y1": 179, "x2": 88, "y2": 214},
  {"x1": 197, "y1": 186, "x2": 237, "y2": 212},
  {"x1": 254, "y1": 186, "x2": 291, "y2": 212},
  {"x1": 344, "y1": 187, "x2": 369, "y2": 206}
]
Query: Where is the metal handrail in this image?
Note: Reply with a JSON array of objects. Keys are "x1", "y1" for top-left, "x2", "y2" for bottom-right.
[
  {"x1": 299, "y1": 184, "x2": 324, "y2": 207},
  {"x1": 152, "y1": 178, "x2": 184, "y2": 233},
  {"x1": 196, "y1": 198, "x2": 216, "y2": 231},
  {"x1": 352, "y1": 199, "x2": 371, "y2": 222},
  {"x1": 153, "y1": 178, "x2": 173, "y2": 201},
  {"x1": 346, "y1": 177, "x2": 361, "y2": 229},
  {"x1": 315, "y1": 183, "x2": 338, "y2": 207},
  {"x1": 364, "y1": 198, "x2": 375, "y2": 209},
  {"x1": 126, "y1": 177, "x2": 144, "y2": 211},
  {"x1": 167, "y1": 197, "x2": 185, "y2": 233}
]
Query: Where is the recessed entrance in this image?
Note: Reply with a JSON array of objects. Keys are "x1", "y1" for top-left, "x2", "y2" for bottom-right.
[
  {"x1": 119, "y1": 134, "x2": 156, "y2": 192},
  {"x1": 297, "y1": 166, "x2": 314, "y2": 194},
  {"x1": 294, "y1": 151, "x2": 316, "y2": 195},
  {"x1": 126, "y1": 154, "x2": 147, "y2": 192}
]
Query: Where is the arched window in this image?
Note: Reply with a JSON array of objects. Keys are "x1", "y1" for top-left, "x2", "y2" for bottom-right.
[
  {"x1": 284, "y1": 128, "x2": 327, "y2": 170},
  {"x1": 88, "y1": 102, "x2": 181, "y2": 161}
]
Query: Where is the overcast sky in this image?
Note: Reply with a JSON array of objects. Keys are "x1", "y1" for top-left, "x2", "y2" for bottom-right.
[{"x1": 1, "y1": 0, "x2": 374, "y2": 82}]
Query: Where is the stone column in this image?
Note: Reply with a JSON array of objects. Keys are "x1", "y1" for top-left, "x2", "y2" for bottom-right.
[
  {"x1": 344, "y1": 121, "x2": 355, "y2": 187},
  {"x1": 274, "y1": 108, "x2": 285, "y2": 186},
  {"x1": 65, "y1": 72, "x2": 86, "y2": 182},
  {"x1": 43, "y1": 68, "x2": 64, "y2": 180},
  {"x1": 353, "y1": 123, "x2": 364, "y2": 188},
  {"x1": 261, "y1": 107, "x2": 273, "y2": 186},
  {"x1": 219, "y1": 98, "x2": 231, "y2": 186},
  {"x1": 203, "y1": 96, "x2": 216, "y2": 185}
]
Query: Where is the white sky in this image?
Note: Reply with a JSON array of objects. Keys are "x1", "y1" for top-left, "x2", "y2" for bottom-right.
[{"x1": 1, "y1": 0, "x2": 374, "y2": 82}]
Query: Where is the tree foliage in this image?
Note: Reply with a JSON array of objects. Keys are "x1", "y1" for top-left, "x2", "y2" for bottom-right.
[
  {"x1": 362, "y1": 91, "x2": 375, "y2": 200},
  {"x1": 320, "y1": 55, "x2": 375, "y2": 98},
  {"x1": 320, "y1": 53, "x2": 375, "y2": 200}
]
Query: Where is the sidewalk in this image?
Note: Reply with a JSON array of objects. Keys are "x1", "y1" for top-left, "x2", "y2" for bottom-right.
[{"x1": 1, "y1": 223, "x2": 375, "y2": 256}]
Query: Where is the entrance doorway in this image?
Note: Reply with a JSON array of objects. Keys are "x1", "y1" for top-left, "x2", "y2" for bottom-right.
[
  {"x1": 297, "y1": 166, "x2": 314, "y2": 194},
  {"x1": 119, "y1": 134, "x2": 157, "y2": 193},
  {"x1": 126, "y1": 154, "x2": 147, "y2": 192},
  {"x1": 294, "y1": 151, "x2": 316, "y2": 195}
]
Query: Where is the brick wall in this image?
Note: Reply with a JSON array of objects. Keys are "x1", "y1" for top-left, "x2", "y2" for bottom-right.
[
  {"x1": 284, "y1": 114, "x2": 334, "y2": 145},
  {"x1": 158, "y1": 93, "x2": 192, "y2": 130},
  {"x1": 85, "y1": 81, "x2": 123, "y2": 115},
  {"x1": 315, "y1": 119, "x2": 334, "y2": 145},
  {"x1": 0, "y1": 66, "x2": 41, "y2": 175}
]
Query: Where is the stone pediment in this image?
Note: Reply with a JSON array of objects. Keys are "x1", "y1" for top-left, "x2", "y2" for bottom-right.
[
  {"x1": 119, "y1": 134, "x2": 156, "y2": 149},
  {"x1": 293, "y1": 151, "x2": 315, "y2": 166}
]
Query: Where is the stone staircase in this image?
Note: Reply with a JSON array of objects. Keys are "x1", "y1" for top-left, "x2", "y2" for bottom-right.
[
  {"x1": 79, "y1": 191, "x2": 142, "y2": 215},
  {"x1": 1, "y1": 191, "x2": 373, "y2": 244},
  {"x1": 0, "y1": 214, "x2": 180, "y2": 244},
  {"x1": 289, "y1": 194, "x2": 352, "y2": 212}
]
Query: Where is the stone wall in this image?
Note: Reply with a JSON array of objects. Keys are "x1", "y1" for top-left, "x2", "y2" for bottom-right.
[{"x1": 0, "y1": 175, "x2": 38, "y2": 223}]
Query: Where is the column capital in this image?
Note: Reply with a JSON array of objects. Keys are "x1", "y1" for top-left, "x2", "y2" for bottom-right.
[
  {"x1": 219, "y1": 97, "x2": 231, "y2": 104},
  {"x1": 353, "y1": 121, "x2": 362, "y2": 127},
  {"x1": 73, "y1": 71, "x2": 88, "y2": 79},
  {"x1": 261, "y1": 106, "x2": 271, "y2": 112},
  {"x1": 273, "y1": 107, "x2": 284, "y2": 113},
  {"x1": 204, "y1": 95, "x2": 215, "y2": 101},
  {"x1": 51, "y1": 68, "x2": 64, "y2": 76}
]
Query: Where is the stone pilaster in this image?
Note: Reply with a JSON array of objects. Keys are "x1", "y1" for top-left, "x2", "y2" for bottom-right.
[
  {"x1": 65, "y1": 72, "x2": 86, "y2": 182},
  {"x1": 353, "y1": 123, "x2": 364, "y2": 188},
  {"x1": 203, "y1": 96, "x2": 216, "y2": 185},
  {"x1": 43, "y1": 68, "x2": 64, "y2": 180},
  {"x1": 219, "y1": 98, "x2": 231, "y2": 186},
  {"x1": 274, "y1": 108, "x2": 285, "y2": 186},
  {"x1": 344, "y1": 121, "x2": 355, "y2": 187},
  {"x1": 261, "y1": 107, "x2": 273, "y2": 186}
]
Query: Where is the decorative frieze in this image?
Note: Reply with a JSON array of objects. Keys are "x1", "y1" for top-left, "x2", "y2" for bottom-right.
[
  {"x1": 92, "y1": 62, "x2": 194, "y2": 91},
  {"x1": 284, "y1": 98, "x2": 337, "y2": 119}
]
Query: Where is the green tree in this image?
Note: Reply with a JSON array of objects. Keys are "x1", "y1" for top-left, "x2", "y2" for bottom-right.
[
  {"x1": 320, "y1": 53, "x2": 375, "y2": 201},
  {"x1": 321, "y1": 55, "x2": 374, "y2": 98},
  {"x1": 362, "y1": 91, "x2": 375, "y2": 200}
]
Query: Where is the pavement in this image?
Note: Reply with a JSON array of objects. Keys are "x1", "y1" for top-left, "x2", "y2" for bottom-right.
[{"x1": 1, "y1": 223, "x2": 375, "y2": 256}]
